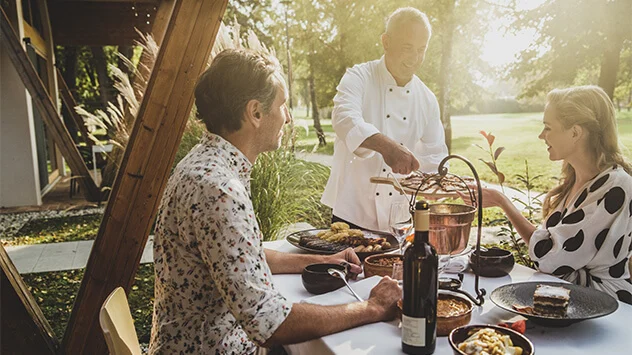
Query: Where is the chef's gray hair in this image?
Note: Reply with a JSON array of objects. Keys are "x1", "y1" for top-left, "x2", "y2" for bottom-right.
[{"x1": 385, "y1": 7, "x2": 431, "y2": 37}]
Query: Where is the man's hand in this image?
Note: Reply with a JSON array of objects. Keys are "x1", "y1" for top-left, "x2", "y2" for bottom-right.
[
  {"x1": 382, "y1": 143, "x2": 420, "y2": 174},
  {"x1": 325, "y1": 248, "x2": 362, "y2": 279},
  {"x1": 367, "y1": 276, "x2": 401, "y2": 321}
]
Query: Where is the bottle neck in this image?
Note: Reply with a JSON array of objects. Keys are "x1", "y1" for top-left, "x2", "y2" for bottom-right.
[{"x1": 413, "y1": 208, "x2": 429, "y2": 245}]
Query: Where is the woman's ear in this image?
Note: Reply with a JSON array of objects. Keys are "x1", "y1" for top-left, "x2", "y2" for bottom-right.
[
  {"x1": 245, "y1": 99, "x2": 263, "y2": 128},
  {"x1": 571, "y1": 125, "x2": 584, "y2": 142}
]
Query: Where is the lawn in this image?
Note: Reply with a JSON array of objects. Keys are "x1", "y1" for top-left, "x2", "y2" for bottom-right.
[{"x1": 295, "y1": 111, "x2": 632, "y2": 192}]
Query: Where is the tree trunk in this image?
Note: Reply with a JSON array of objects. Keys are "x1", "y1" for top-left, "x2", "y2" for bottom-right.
[
  {"x1": 117, "y1": 46, "x2": 134, "y2": 78},
  {"x1": 308, "y1": 55, "x2": 325, "y2": 147},
  {"x1": 437, "y1": 0, "x2": 456, "y2": 152},
  {"x1": 597, "y1": 37, "x2": 623, "y2": 100},
  {"x1": 91, "y1": 46, "x2": 112, "y2": 110}
]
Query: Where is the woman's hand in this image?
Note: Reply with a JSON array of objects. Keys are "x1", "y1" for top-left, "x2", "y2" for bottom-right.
[
  {"x1": 458, "y1": 184, "x2": 510, "y2": 209},
  {"x1": 325, "y1": 248, "x2": 362, "y2": 279}
]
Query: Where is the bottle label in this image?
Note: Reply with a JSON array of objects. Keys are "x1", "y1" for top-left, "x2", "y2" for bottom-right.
[{"x1": 401, "y1": 315, "x2": 426, "y2": 346}]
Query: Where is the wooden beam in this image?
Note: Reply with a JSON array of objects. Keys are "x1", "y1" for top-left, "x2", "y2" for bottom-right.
[
  {"x1": 61, "y1": 1, "x2": 228, "y2": 353},
  {"x1": 1, "y1": 246, "x2": 58, "y2": 354},
  {"x1": 48, "y1": 2, "x2": 157, "y2": 46},
  {"x1": 56, "y1": 67, "x2": 94, "y2": 149},
  {"x1": 0, "y1": 7, "x2": 101, "y2": 201}
]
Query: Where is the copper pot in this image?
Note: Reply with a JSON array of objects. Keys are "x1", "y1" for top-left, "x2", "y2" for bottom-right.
[{"x1": 430, "y1": 204, "x2": 476, "y2": 255}]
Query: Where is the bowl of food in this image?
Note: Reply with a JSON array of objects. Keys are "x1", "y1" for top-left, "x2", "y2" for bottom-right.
[
  {"x1": 469, "y1": 247, "x2": 515, "y2": 277},
  {"x1": 301, "y1": 263, "x2": 348, "y2": 295},
  {"x1": 449, "y1": 324, "x2": 534, "y2": 355},
  {"x1": 437, "y1": 291, "x2": 474, "y2": 336},
  {"x1": 363, "y1": 254, "x2": 402, "y2": 278}
]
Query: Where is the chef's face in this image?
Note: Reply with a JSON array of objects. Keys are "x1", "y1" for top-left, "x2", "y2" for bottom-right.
[{"x1": 382, "y1": 20, "x2": 430, "y2": 86}]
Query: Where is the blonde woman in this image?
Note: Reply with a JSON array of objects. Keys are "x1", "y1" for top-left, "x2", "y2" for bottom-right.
[{"x1": 464, "y1": 86, "x2": 632, "y2": 304}]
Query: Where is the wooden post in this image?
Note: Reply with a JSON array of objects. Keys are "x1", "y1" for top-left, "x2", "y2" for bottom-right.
[
  {"x1": 56, "y1": 67, "x2": 94, "y2": 149},
  {"x1": 1, "y1": 246, "x2": 58, "y2": 354},
  {"x1": 0, "y1": 7, "x2": 101, "y2": 201},
  {"x1": 61, "y1": 1, "x2": 228, "y2": 353}
]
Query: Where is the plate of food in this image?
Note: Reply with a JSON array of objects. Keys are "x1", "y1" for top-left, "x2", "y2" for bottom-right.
[
  {"x1": 370, "y1": 172, "x2": 475, "y2": 199},
  {"x1": 490, "y1": 281, "x2": 619, "y2": 327},
  {"x1": 285, "y1": 222, "x2": 398, "y2": 260}
]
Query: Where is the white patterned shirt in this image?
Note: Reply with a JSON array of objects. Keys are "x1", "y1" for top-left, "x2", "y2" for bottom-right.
[
  {"x1": 149, "y1": 133, "x2": 292, "y2": 354},
  {"x1": 529, "y1": 166, "x2": 632, "y2": 304}
]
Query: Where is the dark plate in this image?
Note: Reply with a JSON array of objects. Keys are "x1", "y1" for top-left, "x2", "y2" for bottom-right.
[
  {"x1": 491, "y1": 281, "x2": 619, "y2": 327},
  {"x1": 286, "y1": 228, "x2": 398, "y2": 260}
]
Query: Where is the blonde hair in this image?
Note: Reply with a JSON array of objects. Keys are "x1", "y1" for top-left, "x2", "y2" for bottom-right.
[
  {"x1": 385, "y1": 7, "x2": 431, "y2": 37},
  {"x1": 542, "y1": 85, "x2": 632, "y2": 217}
]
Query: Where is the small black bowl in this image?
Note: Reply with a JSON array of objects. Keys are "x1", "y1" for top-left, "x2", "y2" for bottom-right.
[
  {"x1": 301, "y1": 263, "x2": 348, "y2": 295},
  {"x1": 449, "y1": 324, "x2": 534, "y2": 355},
  {"x1": 469, "y1": 247, "x2": 515, "y2": 277}
]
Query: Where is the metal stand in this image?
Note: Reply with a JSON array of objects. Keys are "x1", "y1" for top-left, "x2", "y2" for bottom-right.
[{"x1": 408, "y1": 155, "x2": 486, "y2": 306}]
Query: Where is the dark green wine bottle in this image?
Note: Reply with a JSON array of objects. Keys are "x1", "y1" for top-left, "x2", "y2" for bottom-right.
[{"x1": 402, "y1": 200, "x2": 438, "y2": 354}]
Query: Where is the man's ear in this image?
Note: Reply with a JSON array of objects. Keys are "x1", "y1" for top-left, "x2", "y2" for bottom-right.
[
  {"x1": 245, "y1": 99, "x2": 263, "y2": 128},
  {"x1": 381, "y1": 33, "x2": 389, "y2": 51}
]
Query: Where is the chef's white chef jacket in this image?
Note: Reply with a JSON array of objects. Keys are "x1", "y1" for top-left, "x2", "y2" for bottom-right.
[{"x1": 321, "y1": 56, "x2": 448, "y2": 232}]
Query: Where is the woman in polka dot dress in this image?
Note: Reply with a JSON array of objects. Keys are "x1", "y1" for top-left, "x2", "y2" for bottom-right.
[{"x1": 463, "y1": 85, "x2": 632, "y2": 305}]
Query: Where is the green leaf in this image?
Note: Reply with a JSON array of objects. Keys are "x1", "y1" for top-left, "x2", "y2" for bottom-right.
[{"x1": 493, "y1": 147, "x2": 505, "y2": 160}]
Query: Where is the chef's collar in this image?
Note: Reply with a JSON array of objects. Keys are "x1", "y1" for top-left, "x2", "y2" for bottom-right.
[{"x1": 379, "y1": 56, "x2": 415, "y2": 89}]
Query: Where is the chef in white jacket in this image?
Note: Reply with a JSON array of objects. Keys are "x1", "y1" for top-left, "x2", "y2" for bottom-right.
[{"x1": 322, "y1": 7, "x2": 448, "y2": 232}]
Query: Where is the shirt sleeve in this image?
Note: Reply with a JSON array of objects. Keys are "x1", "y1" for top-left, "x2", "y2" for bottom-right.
[
  {"x1": 414, "y1": 93, "x2": 449, "y2": 173},
  {"x1": 529, "y1": 171, "x2": 632, "y2": 283},
  {"x1": 332, "y1": 66, "x2": 380, "y2": 158},
  {"x1": 186, "y1": 177, "x2": 292, "y2": 346}
]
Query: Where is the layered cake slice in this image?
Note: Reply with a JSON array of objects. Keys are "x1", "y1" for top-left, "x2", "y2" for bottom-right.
[{"x1": 533, "y1": 284, "x2": 570, "y2": 317}]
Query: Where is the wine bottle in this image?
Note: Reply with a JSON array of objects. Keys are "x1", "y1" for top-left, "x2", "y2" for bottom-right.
[{"x1": 402, "y1": 200, "x2": 438, "y2": 355}]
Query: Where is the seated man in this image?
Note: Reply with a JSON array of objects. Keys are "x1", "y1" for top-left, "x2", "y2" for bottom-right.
[{"x1": 149, "y1": 49, "x2": 401, "y2": 354}]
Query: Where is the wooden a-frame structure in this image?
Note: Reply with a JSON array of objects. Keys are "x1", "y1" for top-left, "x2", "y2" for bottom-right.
[{"x1": 1, "y1": 0, "x2": 229, "y2": 353}]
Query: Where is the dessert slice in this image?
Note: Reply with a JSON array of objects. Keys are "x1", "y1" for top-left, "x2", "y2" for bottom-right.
[{"x1": 533, "y1": 284, "x2": 570, "y2": 317}]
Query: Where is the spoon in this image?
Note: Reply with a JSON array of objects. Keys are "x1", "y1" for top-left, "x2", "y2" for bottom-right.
[{"x1": 328, "y1": 268, "x2": 364, "y2": 302}]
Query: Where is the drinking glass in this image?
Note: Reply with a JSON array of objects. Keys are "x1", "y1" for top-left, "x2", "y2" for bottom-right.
[
  {"x1": 392, "y1": 260, "x2": 404, "y2": 281},
  {"x1": 429, "y1": 226, "x2": 452, "y2": 273},
  {"x1": 389, "y1": 201, "x2": 413, "y2": 255}
]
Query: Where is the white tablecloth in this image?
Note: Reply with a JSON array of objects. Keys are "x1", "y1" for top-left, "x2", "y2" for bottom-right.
[{"x1": 265, "y1": 240, "x2": 632, "y2": 355}]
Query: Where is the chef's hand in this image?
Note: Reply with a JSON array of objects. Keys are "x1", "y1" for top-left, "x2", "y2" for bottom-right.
[
  {"x1": 326, "y1": 248, "x2": 362, "y2": 279},
  {"x1": 382, "y1": 142, "x2": 420, "y2": 174}
]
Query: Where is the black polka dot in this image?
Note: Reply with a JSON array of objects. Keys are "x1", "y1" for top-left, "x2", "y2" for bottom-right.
[
  {"x1": 629, "y1": 237, "x2": 632, "y2": 252},
  {"x1": 595, "y1": 228, "x2": 609, "y2": 250},
  {"x1": 609, "y1": 258, "x2": 628, "y2": 278},
  {"x1": 546, "y1": 211, "x2": 562, "y2": 228},
  {"x1": 616, "y1": 290, "x2": 632, "y2": 304},
  {"x1": 534, "y1": 261, "x2": 539, "y2": 268},
  {"x1": 563, "y1": 230, "x2": 584, "y2": 252},
  {"x1": 562, "y1": 209, "x2": 585, "y2": 224},
  {"x1": 574, "y1": 189, "x2": 588, "y2": 208},
  {"x1": 534, "y1": 238, "x2": 554, "y2": 258},
  {"x1": 603, "y1": 187, "x2": 625, "y2": 214},
  {"x1": 629, "y1": 199, "x2": 632, "y2": 217},
  {"x1": 552, "y1": 265, "x2": 575, "y2": 275},
  {"x1": 590, "y1": 174, "x2": 609, "y2": 192},
  {"x1": 614, "y1": 235, "x2": 625, "y2": 258},
  {"x1": 591, "y1": 275, "x2": 603, "y2": 284}
]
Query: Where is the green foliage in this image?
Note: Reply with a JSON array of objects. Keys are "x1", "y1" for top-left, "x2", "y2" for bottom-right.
[
  {"x1": 173, "y1": 113, "x2": 207, "y2": 169},
  {"x1": 2, "y1": 214, "x2": 102, "y2": 246},
  {"x1": 251, "y1": 139, "x2": 332, "y2": 240},
  {"x1": 22, "y1": 264, "x2": 155, "y2": 343}
]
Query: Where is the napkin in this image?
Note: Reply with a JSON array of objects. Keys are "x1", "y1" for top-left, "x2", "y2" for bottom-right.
[{"x1": 442, "y1": 254, "x2": 469, "y2": 274}]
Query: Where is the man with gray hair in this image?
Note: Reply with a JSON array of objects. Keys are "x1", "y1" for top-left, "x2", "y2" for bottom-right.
[{"x1": 322, "y1": 7, "x2": 448, "y2": 232}]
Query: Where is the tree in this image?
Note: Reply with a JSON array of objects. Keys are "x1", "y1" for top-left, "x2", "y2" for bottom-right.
[{"x1": 507, "y1": 0, "x2": 632, "y2": 100}]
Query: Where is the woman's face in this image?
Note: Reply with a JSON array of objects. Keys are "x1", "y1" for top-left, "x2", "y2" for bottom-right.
[{"x1": 538, "y1": 103, "x2": 575, "y2": 161}]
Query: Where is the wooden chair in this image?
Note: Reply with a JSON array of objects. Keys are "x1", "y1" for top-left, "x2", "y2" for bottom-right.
[{"x1": 99, "y1": 287, "x2": 142, "y2": 355}]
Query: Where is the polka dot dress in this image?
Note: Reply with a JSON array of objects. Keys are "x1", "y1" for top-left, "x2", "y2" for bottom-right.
[{"x1": 529, "y1": 166, "x2": 632, "y2": 305}]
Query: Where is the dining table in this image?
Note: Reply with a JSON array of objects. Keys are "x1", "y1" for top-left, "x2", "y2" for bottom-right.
[{"x1": 264, "y1": 239, "x2": 632, "y2": 355}]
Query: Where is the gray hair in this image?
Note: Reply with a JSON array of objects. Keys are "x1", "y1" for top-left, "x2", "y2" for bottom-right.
[
  {"x1": 385, "y1": 7, "x2": 432, "y2": 36},
  {"x1": 194, "y1": 49, "x2": 285, "y2": 134}
]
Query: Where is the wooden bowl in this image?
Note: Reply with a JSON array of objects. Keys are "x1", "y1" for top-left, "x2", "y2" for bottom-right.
[
  {"x1": 363, "y1": 254, "x2": 402, "y2": 278},
  {"x1": 437, "y1": 291, "x2": 473, "y2": 336},
  {"x1": 301, "y1": 263, "x2": 348, "y2": 295},
  {"x1": 449, "y1": 324, "x2": 534, "y2": 355}
]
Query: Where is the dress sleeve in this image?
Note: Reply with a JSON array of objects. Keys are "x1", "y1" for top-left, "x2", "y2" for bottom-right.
[
  {"x1": 332, "y1": 66, "x2": 380, "y2": 158},
  {"x1": 529, "y1": 171, "x2": 632, "y2": 283},
  {"x1": 186, "y1": 177, "x2": 292, "y2": 346},
  {"x1": 414, "y1": 93, "x2": 448, "y2": 173}
]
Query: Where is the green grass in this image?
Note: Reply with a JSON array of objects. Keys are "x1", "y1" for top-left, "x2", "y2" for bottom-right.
[
  {"x1": 22, "y1": 264, "x2": 155, "y2": 343},
  {"x1": 295, "y1": 111, "x2": 632, "y2": 192},
  {"x1": 2, "y1": 214, "x2": 103, "y2": 246},
  {"x1": 293, "y1": 118, "x2": 335, "y2": 155}
]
